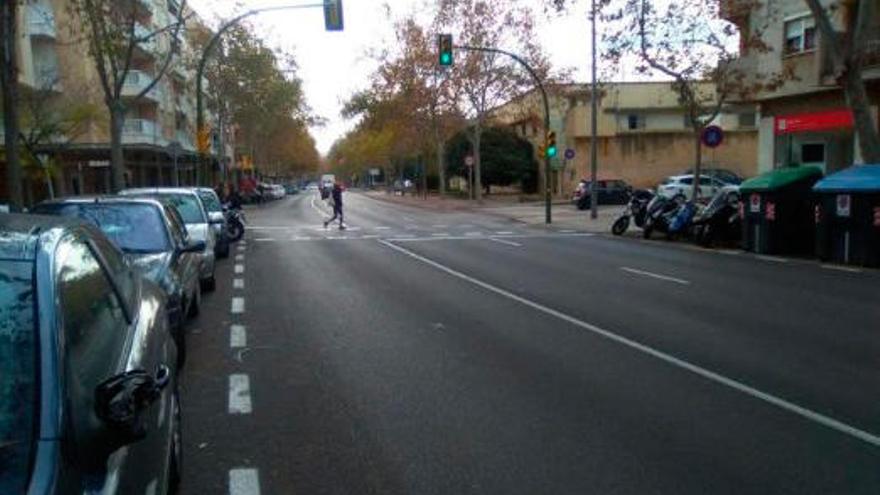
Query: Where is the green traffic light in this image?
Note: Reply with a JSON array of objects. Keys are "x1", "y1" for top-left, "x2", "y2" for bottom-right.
[
  {"x1": 440, "y1": 53, "x2": 451, "y2": 66},
  {"x1": 546, "y1": 146, "x2": 557, "y2": 158}
]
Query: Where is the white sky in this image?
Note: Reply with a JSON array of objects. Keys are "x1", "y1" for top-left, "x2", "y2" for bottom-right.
[{"x1": 187, "y1": 0, "x2": 605, "y2": 155}]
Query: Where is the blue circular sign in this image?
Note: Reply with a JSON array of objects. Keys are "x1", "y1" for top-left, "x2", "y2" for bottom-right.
[
  {"x1": 564, "y1": 148, "x2": 575, "y2": 160},
  {"x1": 702, "y1": 125, "x2": 724, "y2": 148}
]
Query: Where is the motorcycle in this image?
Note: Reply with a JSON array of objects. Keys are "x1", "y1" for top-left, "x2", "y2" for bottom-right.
[
  {"x1": 611, "y1": 189, "x2": 654, "y2": 235},
  {"x1": 691, "y1": 185, "x2": 741, "y2": 247},
  {"x1": 223, "y1": 204, "x2": 246, "y2": 242},
  {"x1": 641, "y1": 195, "x2": 682, "y2": 239}
]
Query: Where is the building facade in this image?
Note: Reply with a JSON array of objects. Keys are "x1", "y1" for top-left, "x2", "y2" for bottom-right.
[
  {"x1": 1, "y1": 0, "x2": 233, "y2": 206},
  {"x1": 491, "y1": 82, "x2": 759, "y2": 193},
  {"x1": 722, "y1": 0, "x2": 880, "y2": 174}
]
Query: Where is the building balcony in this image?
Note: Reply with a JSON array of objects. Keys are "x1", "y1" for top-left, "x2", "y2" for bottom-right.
[
  {"x1": 134, "y1": 23, "x2": 157, "y2": 54},
  {"x1": 123, "y1": 119, "x2": 167, "y2": 146},
  {"x1": 122, "y1": 70, "x2": 163, "y2": 102},
  {"x1": 26, "y1": 4, "x2": 56, "y2": 38}
]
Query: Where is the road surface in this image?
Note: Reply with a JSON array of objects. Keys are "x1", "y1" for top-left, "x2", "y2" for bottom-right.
[{"x1": 180, "y1": 190, "x2": 880, "y2": 495}]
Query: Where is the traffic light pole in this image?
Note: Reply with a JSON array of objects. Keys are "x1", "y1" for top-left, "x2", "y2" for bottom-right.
[
  {"x1": 195, "y1": 2, "x2": 325, "y2": 185},
  {"x1": 455, "y1": 45, "x2": 553, "y2": 224}
]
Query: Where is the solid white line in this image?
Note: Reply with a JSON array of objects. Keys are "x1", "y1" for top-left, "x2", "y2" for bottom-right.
[
  {"x1": 228, "y1": 374, "x2": 252, "y2": 414},
  {"x1": 820, "y1": 264, "x2": 863, "y2": 273},
  {"x1": 233, "y1": 278, "x2": 244, "y2": 289},
  {"x1": 230, "y1": 325, "x2": 247, "y2": 348},
  {"x1": 496, "y1": 231, "x2": 516, "y2": 235},
  {"x1": 378, "y1": 239, "x2": 880, "y2": 448},
  {"x1": 755, "y1": 255, "x2": 788, "y2": 263},
  {"x1": 234, "y1": 264, "x2": 244, "y2": 274},
  {"x1": 488, "y1": 237, "x2": 523, "y2": 247},
  {"x1": 229, "y1": 468, "x2": 260, "y2": 495},
  {"x1": 231, "y1": 297, "x2": 245, "y2": 314},
  {"x1": 620, "y1": 266, "x2": 690, "y2": 285},
  {"x1": 253, "y1": 238, "x2": 274, "y2": 242}
]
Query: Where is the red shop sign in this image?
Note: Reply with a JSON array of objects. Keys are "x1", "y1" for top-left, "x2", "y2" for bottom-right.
[{"x1": 774, "y1": 109, "x2": 854, "y2": 135}]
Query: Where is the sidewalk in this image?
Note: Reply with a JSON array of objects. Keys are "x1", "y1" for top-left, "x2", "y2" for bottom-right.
[{"x1": 363, "y1": 190, "x2": 619, "y2": 233}]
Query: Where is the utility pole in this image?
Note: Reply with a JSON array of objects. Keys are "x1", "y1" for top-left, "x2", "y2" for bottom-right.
[
  {"x1": 589, "y1": 0, "x2": 599, "y2": 220},
  {"x1": 1, "y1": 1, "x2": 23, "y2": 210}
]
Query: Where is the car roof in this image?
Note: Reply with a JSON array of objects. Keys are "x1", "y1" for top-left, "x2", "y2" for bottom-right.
[
  {"x1": 35, "y1": 195, "x2": 166, "y2": 209},
  {"x1": 0, "y1": 213, "x2": 82, "y2": 261},
  {"x1": 120, "y1": 187, "x2": 200, "y2": 196}
]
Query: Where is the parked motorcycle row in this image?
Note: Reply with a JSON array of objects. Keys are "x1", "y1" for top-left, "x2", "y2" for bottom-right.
[{"x1": 612, "y1": 185, "x2": 743, "y2": 248}]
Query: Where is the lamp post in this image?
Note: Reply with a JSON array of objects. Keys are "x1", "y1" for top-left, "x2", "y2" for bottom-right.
[{"x1": 589, "y1": 0, "x2": 599, "y2": 220}]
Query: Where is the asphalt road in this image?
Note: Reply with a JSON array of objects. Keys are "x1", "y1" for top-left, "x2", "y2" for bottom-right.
[{"x1": 180, "y1": 190, "x2": 880, "y2": 495}]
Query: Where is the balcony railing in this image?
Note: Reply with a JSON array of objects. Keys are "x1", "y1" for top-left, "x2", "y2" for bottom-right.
[
  {"x1": 27, "y1": 4, "x2": 56, "y2": 38},
  {"x1": 123, "y1": 119, "x2": 167, "y2": 146},
  {"x1": 122, "y1": 70, "x2": 163, "y2": 102}
]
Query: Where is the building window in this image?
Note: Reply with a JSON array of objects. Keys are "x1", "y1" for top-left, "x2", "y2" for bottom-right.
[
  {"x1": 738, "y1": 112, "x2": 757, "y2": 128},
  {"x1": 784, "y1": 16, "x2": 816, "y2": 55},
  {"x1": 627, "y1": 114, "x2": 644, "y2": 130}
]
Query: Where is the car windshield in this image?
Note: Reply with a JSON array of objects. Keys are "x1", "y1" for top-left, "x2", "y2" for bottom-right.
[
  {"x1": 197, "y1": 190, "x2": 222, "y2": 213},
  {"x1": 41, "y1": 204, "x2": 170, "y2": 253},
  {"x1": 0, "y1": 261, "x2": 37, "y2": 494},
  {"x1": 160, "y1": 194, "x2": 206, "y2": 224}
]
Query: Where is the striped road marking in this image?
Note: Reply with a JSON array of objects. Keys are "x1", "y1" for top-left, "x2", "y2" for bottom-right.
[
  {"x1": 229, "y1": 469, "x2": 260, "y2": 495},
  {"x1": 231, "y1": 297, "x2": 245, "y2": 314},
  {"x1": 233, "y1": 279, "x2": 244, "y2": 289},
  {"x1": 228, "y1": 374, "x2": 252, "y2": 414},
  {"x1": 230, "y1": 325, "x2": 247, "y2": 348},
  {"x1": 235, "y1": 264, "x2": 245, "y2": 274}
]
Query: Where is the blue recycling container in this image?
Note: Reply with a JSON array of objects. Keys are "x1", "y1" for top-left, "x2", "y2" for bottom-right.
[{"x1": 813, "y1": 165, "x2": 880, "y2": 267}]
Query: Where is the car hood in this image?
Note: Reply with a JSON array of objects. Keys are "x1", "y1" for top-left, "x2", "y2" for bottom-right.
[{"x1": 126, "y1": 252, "x2": 172, "y2": 284}]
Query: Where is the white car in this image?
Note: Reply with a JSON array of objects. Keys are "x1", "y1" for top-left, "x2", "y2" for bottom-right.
[
  {"x1": 271, "y1": 184, "x2": 286, "y2": 199},
  {"x1": 657, "y1": 174, "x2": 727, "y2": 201}
]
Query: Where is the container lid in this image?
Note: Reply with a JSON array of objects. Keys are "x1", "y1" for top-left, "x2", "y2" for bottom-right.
[
  {"x1": 812, "y1": 164, "x2": 880, "y2": 193},
  {"x1": 739, "y1": 166, "x2": 823, "y2": 192}
]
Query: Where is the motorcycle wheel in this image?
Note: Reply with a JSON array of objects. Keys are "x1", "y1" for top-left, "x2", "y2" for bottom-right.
[
  {"x1": 227, "y1": 221, "x2": 244, "y2": 242},
  {"x1": 611, "y1": 216, "x2": 630, "y2": 236}
]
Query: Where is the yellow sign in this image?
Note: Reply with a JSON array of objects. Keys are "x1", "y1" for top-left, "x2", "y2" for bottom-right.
[{"x1": 197, "y1": 126, "x2": 211, "y2": 154}]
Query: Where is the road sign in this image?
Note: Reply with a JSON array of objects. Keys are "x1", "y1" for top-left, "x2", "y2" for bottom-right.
[
  {"x1": 465, "y1": 155, "x2": 474, "y2": 167},
  {"x1": 324, "y1": 0, "x2": 344, "y2": 31},
  {"x1": 701, "y1": 125, "x2": 724, "y2": 148},
  {"x1": 749, "y1": 193, "x2": 761, "y2": 213},
  {"x1": 197, "y1": 126, "x2": 211, "y2": 153},
  {"x1": 836, "y1": 194, "x2": 851, "y2": 217},
  {"x1": 564, "y1": 148, "x2": 575, "y2": 160}
]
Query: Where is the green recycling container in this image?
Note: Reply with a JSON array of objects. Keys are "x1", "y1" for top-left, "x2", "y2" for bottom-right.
[{"x1": 739, "y1": 166, "x2": 823, "y2": 255}]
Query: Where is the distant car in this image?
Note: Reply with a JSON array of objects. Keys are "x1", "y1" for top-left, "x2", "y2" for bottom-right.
[
  {"x1": 271, "y1": 184, "x2": 286, "y2": 199},
  {"x1": 657, "y1": 174, "x2": 727, "y2": 201},
  {"x1": 31, "y1": 197, "x2": 204, "y2": 364},
  {"x1": 572, "y1": 179, "x2": 632, "y2": 209},
  {"x1": 194, "y1": 187, "x2": 230, "y2": 259},
  {"x1": 306, "y1": 182, "x2": 319, "y2": 191},
  {"x1": 0, "y1": 213, "x2": 181, "y2": 495},
  {"x1": 684, "y1": 168, "x2": 744, "y2": 185},
  {"x1": 284, "y1": 184, "x2": 300, "y2": 195},
  {"x1": 120, "y1": 187, "x2": 219, "y2": 291}
]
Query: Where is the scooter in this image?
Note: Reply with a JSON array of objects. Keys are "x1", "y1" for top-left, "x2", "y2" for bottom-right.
[
  {"x1": 642, "y1": 195, "x2": 682, "y2": 239},
  {"x1": 691, "y1": 185, "x2": 741, "y2": 247},
  {"x1": 611, "y1": 189, "x2": 654, "y2": 235},
  {"x1": 223, "y1": 204, "x2": 246, "y2": 242}
]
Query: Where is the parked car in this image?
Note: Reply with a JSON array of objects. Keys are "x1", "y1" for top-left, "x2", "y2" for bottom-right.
[
  {"x1": 657, "y1": 174, "x2": 727, "y2": 201},
  {"x1": 194, "y1": 187, "x2": 230, "y2": 259},
  {"x1": 120, "y1": 187, "x2": 218, "y2": 291},
  {"x1": 572, "y1": 179, "x2": 632, "y2": 209},
  {"x1": 684, "y1": 167, "x2": 744, "y2": 185},
  {"x1": 0, "y1": 213, "x2": 181, "y2": 495},
  {"x1": 31, "y1": 196, "x2": 204, "y2": 366},
  {"x1": 271, "y1": 184, "x2": 286, "y2": 199},
  {"x1": 284, "y1": 184, "x2": 300, "y2": 195}
]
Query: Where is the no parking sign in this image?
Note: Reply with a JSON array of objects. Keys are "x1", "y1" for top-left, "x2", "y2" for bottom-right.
[
  {"x1": 749, "y1": 193, "x2": 761, "y2": 213},
  {"x1": 836, "y1": 194, "x2": 851, "y2": 217}
]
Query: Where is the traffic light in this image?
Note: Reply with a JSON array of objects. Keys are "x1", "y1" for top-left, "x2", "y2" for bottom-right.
[
  {"x1": 545, "y1": 130, "x2": 557, "y2": 158},
  {"x1": 438, "y1": 34, "x2": 453, "y2": 66},
  {"x1": 324, "y1": 0, "x2": 344, "y2": 31}
]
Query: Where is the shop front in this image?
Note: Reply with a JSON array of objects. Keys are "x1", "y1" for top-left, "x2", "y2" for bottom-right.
[{"x1": 773, "y1": 109, "x2": 855, "y2": 174}]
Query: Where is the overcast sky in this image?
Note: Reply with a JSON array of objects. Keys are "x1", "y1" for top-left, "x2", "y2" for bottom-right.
[{"x1": 187, "y1": 0, "x2": 606, "y2": 155}]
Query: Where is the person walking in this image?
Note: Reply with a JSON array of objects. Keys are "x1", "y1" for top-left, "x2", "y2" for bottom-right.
[{"x1": 323, "y1": 181, "x2": 346, "y2": 230}]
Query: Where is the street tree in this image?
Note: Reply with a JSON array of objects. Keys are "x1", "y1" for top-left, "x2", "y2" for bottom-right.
[
  {"x1": 1, "y1": 1, "x2": 23, "y2": 209},
  {"x1": 803, "y1": 0, "x2": 879, "y2": 162},
  {"x1": 67, "y1": 0, "x2": 188, "y2": 192},
  {"x1": 437, "y1": 0, "x2": 552, "y2": 202},
  {"x1": 445, "y1": 126, "x2": 539, "y2": 194}
]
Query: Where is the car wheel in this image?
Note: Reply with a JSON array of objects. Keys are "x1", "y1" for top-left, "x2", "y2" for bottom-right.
[
  {"x1": 167, "y1": 388, "x2": 183, "y2": 494},
  {"x1": 217, "y1": 241, "x2": 230, "y2": 259},
  {"x1": 187, "y1": 287, "x2": 200, "y2": 318}
]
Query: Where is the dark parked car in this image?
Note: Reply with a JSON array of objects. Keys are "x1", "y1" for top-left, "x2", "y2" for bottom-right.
[
  {"x1": 572, "y1": 179, "x2": 632, "y2": 209},
  {"x1": 0, "y1": 214, "x2": 181, "y2": 495},
  {"x1": 194, "y1": 187, "x2": 230, "y2": 259},
  {"x1": 120, "y1": 188, "x2": 218, "y2": 291},
  {"x1": 31, "y1": 197, "x2": 204, "y2": 365}
]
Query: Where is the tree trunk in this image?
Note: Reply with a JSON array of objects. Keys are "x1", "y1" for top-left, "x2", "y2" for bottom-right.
[
  {"x1": 434, "y1": 123, "x2": 446, "y2": 197},
  {"x1": 843, "y1": 68, "x2": 880, "y2": 163},
  {"x1": 109, "y1": 105, "x2": 126, "y2": 193},
  {"x1": 1, "y1": 1, "x2": 23, "y2": 210},
  {"x1": 473, "y1": 120, "x2": 483, "y2": 203},
  {"x1": 692, "y1": 130, "x2": 703, "y2": 200}
]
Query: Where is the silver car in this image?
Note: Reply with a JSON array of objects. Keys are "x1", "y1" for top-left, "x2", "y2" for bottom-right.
[{"x1": 120, "y1": 187, "x2": 219, "y2": 291}]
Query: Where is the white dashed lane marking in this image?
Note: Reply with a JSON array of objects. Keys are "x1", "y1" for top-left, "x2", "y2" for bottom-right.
[
  {"x1": 231, "y1": 297, "x2": 245, "y2": 314},
  {"x1": 235, "y1": 254, "x2": 244, "y2": 261},
  {"x1": 228, "y1": 374, "x2": 252, "y2": 414},
  {"x1": 230, "y1": 325, "x2": 247, "y2": 348},
  {"x1": 229, "y1": 469, "x2": 261, "y2": 495},
  {"x1": 233, "y1": 279, "x2": 244, "y2": 289},
  {"x1": 235, "y1": 264, "x2": 245, "y2": 274}
]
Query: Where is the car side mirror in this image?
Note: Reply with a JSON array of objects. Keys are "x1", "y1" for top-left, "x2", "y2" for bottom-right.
[
  {"x1": 209, "y1": 211, "x2": 225, "y2": 224},
  {"x1": 181, "y1": 240, "x2": 206, "y2": 254},
  {"x1": 93, "y1": 367, "x2": 170, "y2": 450}
]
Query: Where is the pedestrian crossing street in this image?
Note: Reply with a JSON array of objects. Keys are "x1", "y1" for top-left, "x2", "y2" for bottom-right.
[{"x1": 248, "y1": 224, "x2": 595, "y2": 243}]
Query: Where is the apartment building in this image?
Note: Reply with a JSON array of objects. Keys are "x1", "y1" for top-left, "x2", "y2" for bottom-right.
[
  {"x1": 2, "y1": 0, "x2": 232, "y2": 205},
  {"x1": 722, "y1": 0, "x2": 879, "y2": 174},
  {"x1": 491, "y1": 82, "x2": 759, "y2": 193}
]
